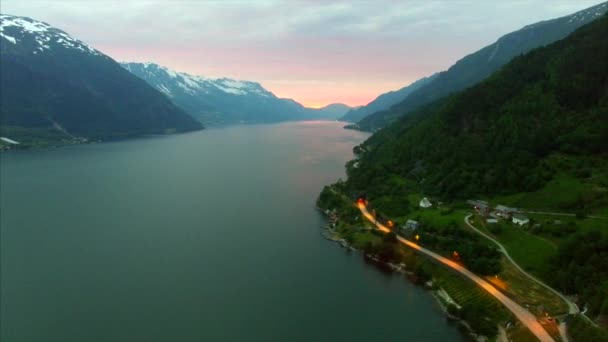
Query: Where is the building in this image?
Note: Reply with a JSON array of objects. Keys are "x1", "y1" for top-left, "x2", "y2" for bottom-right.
[
  {"x1": 512, "y1": 213, "x2": 530, "y2": 226},
  {"x1": 486, "y1": 218, "x2": 498, "y2": 224},
  {"x1": 419, "y1": 197, "x2": 432, "y2": 208},
  {"x1": 496, "y1": 205, "x2": 516, "y2": 218},
  {"x1": 467, "y1": 200, "x2": 490, "y2": 217},
  {"x1": 400, "y1": 219, "x2": 420, "y2": 232}
]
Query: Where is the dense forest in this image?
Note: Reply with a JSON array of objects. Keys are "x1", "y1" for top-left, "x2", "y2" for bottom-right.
[
  {"x1": 548, "y1": 231, "x2": 608, "y2": 319},
  {"x1": 353, "y1": 2, "x2": 608, "y2": 132},
  {"x1": 327, "y1": 13, "x2": 608, "y2": 332},
  {"x1": 344, "y1": 14, "x2": 608, "y2": 203}
]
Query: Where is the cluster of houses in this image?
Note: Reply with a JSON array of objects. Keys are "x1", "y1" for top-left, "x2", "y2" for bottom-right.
[
  {"x1": 400, "y1": 219, "x2": 420, "y2": 234},
  {"x1": 394, "y1": 197, "x2": 432, "y2": 234},
  {"x1": 325, "y1": 209, "x2": 339, "y2": 228},
  {"x1": 467, "y1": 200, "x2": 530, "y2": 226}
]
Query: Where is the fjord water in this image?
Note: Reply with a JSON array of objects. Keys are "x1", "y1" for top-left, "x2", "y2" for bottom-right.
[{"x1": 0, "y1": 121, "x2": 464, "y2": 342}]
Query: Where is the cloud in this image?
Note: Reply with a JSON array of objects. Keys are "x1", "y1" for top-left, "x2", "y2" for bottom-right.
[{"x1": 2, "y1": 0, "x2": 603, "y2": 106}]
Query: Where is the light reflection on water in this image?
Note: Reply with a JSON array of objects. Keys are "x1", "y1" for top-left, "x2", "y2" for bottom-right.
[{"x1": 0, "y1": 121, "x2": 465, "y2": 342}]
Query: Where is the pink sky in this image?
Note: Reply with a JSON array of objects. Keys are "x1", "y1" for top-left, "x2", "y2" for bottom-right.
[{"x1": 3, "y1": 0, "x2": 603, "y2": 107}]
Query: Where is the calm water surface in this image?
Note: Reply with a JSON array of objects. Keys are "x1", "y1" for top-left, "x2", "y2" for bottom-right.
[{"x1": 1, "y1": 121, "x2": 465, "y2": 341}]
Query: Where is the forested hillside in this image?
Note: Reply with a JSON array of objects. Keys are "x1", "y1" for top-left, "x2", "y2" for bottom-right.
[
  {"x1": 344, "y1": 13, "x2": 607, "y2": 204},
  {"x1": 329, "y1": 13, "x2": 608, "y2": 329},
  {"x1": 339, "y1": 74, "x2": 436, "y2": 123},
  {"x1": 354, "y1": 2, "x2": 608, "y2": 132},
  {"x1": 0, "y1": 15, "x2": 202, "y2": 146}
]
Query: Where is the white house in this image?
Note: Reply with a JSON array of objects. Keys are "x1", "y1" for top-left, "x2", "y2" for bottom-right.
[
  {"x1": 400, "y1": 219, "x2": 420, "y2": 232},
  {"x1": 512, "y1": 213, "x2": 530, "y2": 226},
  {"x1": 419, "y1": 197, "x2": 432, "y2": 208},
  {"x1": 496, "y1": 205, "x2": 516, "y2": 218}
]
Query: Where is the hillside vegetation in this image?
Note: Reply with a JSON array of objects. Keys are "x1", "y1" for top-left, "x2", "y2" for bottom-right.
[
  {"x1": 328, "y1": 13, "x2": 608, "y2": 330},
  {"x1": 346, "y1": 14, "x2": 608, "y2": 208},
  {"x1": 0, "y1": 15, "x2": 202, "y2": 147},
  {"x1": 354, "y1": 2, "x2": 608, "y2": 131}
]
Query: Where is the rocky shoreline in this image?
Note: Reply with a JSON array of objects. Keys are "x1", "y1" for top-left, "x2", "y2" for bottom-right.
[{"x1": 320, "y1": 221, "x2": 487, "y2": 342}]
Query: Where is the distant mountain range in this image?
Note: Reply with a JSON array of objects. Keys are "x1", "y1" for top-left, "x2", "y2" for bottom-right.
[
  {"x1": 351, "y1": 1, "x2": 608, "y2": 131},
  {"x1": 0, "y1": 14, "x2": 202, "y2": 146},
  {"x1": 312, "y1": 103, "x2": 355, "y2": 118},
  {"x1": 339, "y1": 74, "x2": 437, "y2": 123},
  {"x1": 0, "y1": 14, "x2": 353, "y2": 148},
  {"x1": 121, "y1": 62, "x2": 353, "y2": 126}
]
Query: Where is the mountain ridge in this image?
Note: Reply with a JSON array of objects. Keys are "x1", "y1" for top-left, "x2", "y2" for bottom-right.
[
  {"x1": 353, "y1": 1, "x2": 608, "y2": 131},
  {"x1": 343, "y1": 12, "x2": 608, "y2": 202},
  {"x1": 0, "y1": 14, "x2": 202, "y2": 146},
  {"x1": 121, "y1": 62, "x2": 352, "y2": 125},
  {"x1": 339, "y1": 74, "x2": 437, "y2": 123}
]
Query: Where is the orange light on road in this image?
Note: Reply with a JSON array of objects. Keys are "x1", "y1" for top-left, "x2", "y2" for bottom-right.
[{"x1": 357, "y1": 201, "x2": 554, "y2": 342}]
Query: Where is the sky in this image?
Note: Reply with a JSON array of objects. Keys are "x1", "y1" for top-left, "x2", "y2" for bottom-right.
[{"x1": 2, "y1": 0, "x2": 603, "y2": 108}]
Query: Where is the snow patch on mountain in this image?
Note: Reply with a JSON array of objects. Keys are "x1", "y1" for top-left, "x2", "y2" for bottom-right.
[
  {"x1": 157, "y1": 84, "x2": 173, "y2": 97},
  {"x1": 122, "y1": 62, "x2": 273, "y2": 98},
  {"x1": 2, "y1": 35, "x2": 15, "y2": 44},
  {"x1": 566, "y1": 2, "x2": 607, "y2": 23},
  {"x1": 0, "y1": 14, "x2": 102, "y2": 56},
  {"x1": 213, "y1": 83, "x2": 247, "y2": 95}
]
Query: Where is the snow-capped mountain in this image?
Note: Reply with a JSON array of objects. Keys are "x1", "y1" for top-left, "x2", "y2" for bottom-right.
[
  {"x1": 0, "y1": 14, "x2": 103, "y2": 56},
  {"x1": 123, "y1": 63, "x2": 275, "y2": 99},
  {"x1": 0, "y1": 14, "x2": 202, "y2": 145},
  {"x1": 121, "y1": 62, "x2": 351, "y2": 125}
]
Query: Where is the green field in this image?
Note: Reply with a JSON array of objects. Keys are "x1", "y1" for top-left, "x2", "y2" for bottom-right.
[
  {"x1": 490, "y1": 154, "x2": 608, "y2": 216},
  {"x1": 493, "y1": 173, "x2": 590, "y2": 209},
  {"x1": 435, "y1": 268, "x2": 510, "y2": 321},
  {"x1": 386, "y1": 193, "x2": 471, "y2": 230},
  {"x1": 472, "y1": 217, "x2": 556, "y2": 277}
]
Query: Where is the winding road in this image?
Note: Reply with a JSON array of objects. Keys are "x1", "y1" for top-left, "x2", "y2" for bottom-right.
[
  {"x1": 464, "y1": 214, "x2": 578, "y2": 315},
  {"x1": 358, "y1": 203, "x2": 554, "y2": 342},
  {"x1": 518, "y1": 210, "x2": 607, "y2": 220}
]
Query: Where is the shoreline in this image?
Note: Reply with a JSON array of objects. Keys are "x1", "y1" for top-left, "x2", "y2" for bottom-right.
[
  {"x1": 0, "y1": 128, "x2": 205, "y2": 153},
  {"x1": 320, "y1": 220, "x2": 486, "y2": 341}
]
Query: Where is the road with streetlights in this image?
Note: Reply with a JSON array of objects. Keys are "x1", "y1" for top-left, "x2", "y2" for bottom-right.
[
  {"x1": 358, "y1": 202, "x2": 554, "y2": 342},
  {"x1": 463, "y1": 214, "x2": 578, "y2": 315}
]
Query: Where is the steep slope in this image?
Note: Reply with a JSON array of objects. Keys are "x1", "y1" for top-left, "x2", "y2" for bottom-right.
[
  {"x1": 0, "y1": 15, "x2": 202, "y2": 145},
  {"x1": 121, "y1": 62, "x2": 351, "y2": 125},
  {"x1": 339, "y1": 74, "x2": 437, "y2": 123},
  {"x1": 355, "y1": 2, "x2": 608, "y2": 131},
  {"x1": 344, "y1": 13, "x2": 608, "y2": 203}
]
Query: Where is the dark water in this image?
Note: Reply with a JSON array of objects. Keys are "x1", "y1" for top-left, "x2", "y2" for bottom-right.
[{"x1": 1, "y1": 121, "x2": 464, "y2": 342}]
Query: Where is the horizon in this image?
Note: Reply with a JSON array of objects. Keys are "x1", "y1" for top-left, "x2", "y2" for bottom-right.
[{"x1": 2, "y1": 0, "x2": 603, "y2": 108}]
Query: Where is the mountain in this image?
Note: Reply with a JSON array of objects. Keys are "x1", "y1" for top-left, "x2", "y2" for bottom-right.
[
  {"x1": 354, "y1": 1, "x2": 608, "y2": 131},
  {"x1": 0, "y1": 15, "x2": 202, "y2": 146},
  {"x1": 339, "y1": 74, "x2": 437, "y2": 123},
  {"x1": 342, "y1": 13, "x2": 607, "y2": 203},
  {"x1": 338, "y1": 13, "x2": 608, "y2": 322},
  {"x1": 312, "y1": 103, "x2": 353, "y2": 119},
  {"x1": 121, "y1": 62, "x2": 352, "y2": 125}
]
